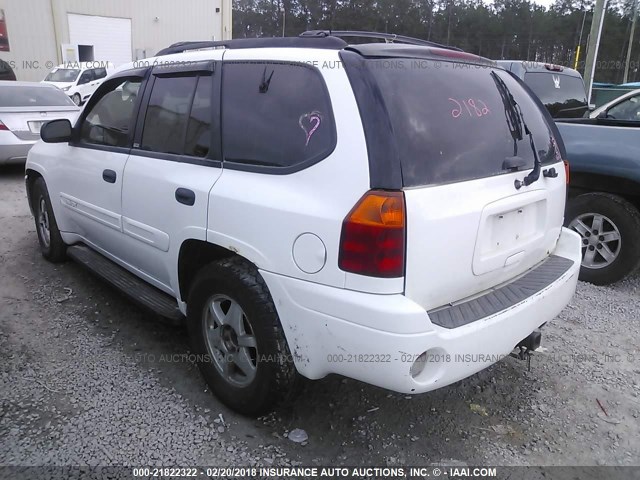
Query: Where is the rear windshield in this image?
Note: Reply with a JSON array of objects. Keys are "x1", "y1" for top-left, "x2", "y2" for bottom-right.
[
  {"x1": 523, "y1": 72, "x2": 588, "y2": 118},
  {"x1": 366, "y1": 60, "x2": 560, "y2": 187},
  {"x1": 45, "y1": 68, "x2": 80, "y2": 83},
  {"x1": 0, "y1": 86, "x2": 76, "y2": 107}
]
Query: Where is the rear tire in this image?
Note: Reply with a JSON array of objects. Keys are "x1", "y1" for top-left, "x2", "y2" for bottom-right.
[
  {"x1": 565, "y1": 193, "x2": 640, "y2": 285},
  {"x1": 186, "y1": 257, "x2": 298, "y2": 415},
  {"x1": 31, "y1": 177, "x2": 66, "y2": 262}
]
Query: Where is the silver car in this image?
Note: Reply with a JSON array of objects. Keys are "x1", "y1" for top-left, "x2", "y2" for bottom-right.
[
  {"x1": 0, "y1": 81, "x2": 79, "y2": 164},
  {"x1": 590, "y1": 88, "x2": 640, "y2": 121}
]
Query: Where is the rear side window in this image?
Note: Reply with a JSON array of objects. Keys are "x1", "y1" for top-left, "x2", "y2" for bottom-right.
[
  {"x1": 523, "y1": 72, "x2": 588, "y2": 118},
  {"x1": 364, "y1": 60, "x2": 560, "y2": 187},
  {"x1": 185, "y1": 76, "x2": 213, "y2": 157},
  {"x1": 141, "y1": 75, "x2": 198, "y2": 155},
  {"x1": 222, "y1": 62, "x2": 336, "y2": 169}
]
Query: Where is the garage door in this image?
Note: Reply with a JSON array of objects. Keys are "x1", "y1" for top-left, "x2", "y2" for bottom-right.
[{"x1": 68, "y1": 13, "x2": 132, "y2": 67}]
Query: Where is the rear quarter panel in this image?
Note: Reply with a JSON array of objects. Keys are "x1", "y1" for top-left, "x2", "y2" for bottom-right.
[{"x1": 206, "y1": 49, "x2": 373, "y2": 291}]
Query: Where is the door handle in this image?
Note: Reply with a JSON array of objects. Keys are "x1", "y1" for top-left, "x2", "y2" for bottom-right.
[
  {"x1": 102, "y1": 169, "x2": 117, "y2": 183},
  {"x1": 175, "y1": 188, "x2": 195, "y2": 206}
]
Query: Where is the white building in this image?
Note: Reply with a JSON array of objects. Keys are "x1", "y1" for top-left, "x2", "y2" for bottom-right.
[{"x1": 0, "y1": 0, "x2": 232, "y2": 81}]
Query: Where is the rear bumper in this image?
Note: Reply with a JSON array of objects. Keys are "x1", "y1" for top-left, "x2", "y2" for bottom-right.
[
  {"x1": 261, "y1": 227, "x2": 581, "y2": 393},
  {"x1": 0, "y1": 133, "x2": 36, "y2": 163}
]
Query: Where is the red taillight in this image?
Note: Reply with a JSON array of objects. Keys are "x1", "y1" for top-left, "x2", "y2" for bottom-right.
[
  {"x1": 0, "y1": 121, "x2": 8, "y2": 131},
  {"x1": 564, "y1": 160, "x2": 570, "y2": 185},
  {"x1": 338, "y1": 190, "x2": 406, "y2": 278}
]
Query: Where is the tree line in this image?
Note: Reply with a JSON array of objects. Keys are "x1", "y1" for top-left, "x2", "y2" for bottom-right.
[{"x1": 232, "y1": 0, "x2": 640, "y2": 84}]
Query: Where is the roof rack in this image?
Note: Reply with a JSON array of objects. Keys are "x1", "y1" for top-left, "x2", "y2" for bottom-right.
[
  {"x1": 156, "y1": 36, "x2": 347, "y2": 56},
  {"x1": 299, "y1": 30, "x2": 462, "y2": 51},
  {"x1": 155, "y1": 31, "x2": 461, "y2": 57}
]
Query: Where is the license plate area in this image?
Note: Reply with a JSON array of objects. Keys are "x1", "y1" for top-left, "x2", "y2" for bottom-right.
[
  {"x1": 28, "y1": 121, "x2": 46, "y2": 134},
  {"x1": 473, "y1": 191, "x2": 547, "y2": 275},
  {"x1": 488, "y1": 206, "x2": 538, "y2": 252}
]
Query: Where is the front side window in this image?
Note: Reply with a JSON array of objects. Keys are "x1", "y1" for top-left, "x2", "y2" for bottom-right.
[
  {"x1": 607, "y1": 94, "x2": 640, "y2": 121},
  {"x1": 78, "y1": 70, "x2": 93, "y2": 85},
  {"x1": 79, "y1": 78, "x2": 141, "y2": 148},
  {"x1": 222, "y1": 62, "x2": 336, "y2": 169},
  {"x1": 94, "y1": 68, "x2": 107, "y2": 80}
]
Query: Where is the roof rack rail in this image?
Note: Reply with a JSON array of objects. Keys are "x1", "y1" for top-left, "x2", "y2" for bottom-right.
[
  {"x1": 156, "y1": 41, "x2": 226, "y2": 56},
  {"x1": 300, "y1": 30, "x2": 462, "y2": 51},
  {"x1": 156, "y1": 36, "x2": 347, "y2": 56}
]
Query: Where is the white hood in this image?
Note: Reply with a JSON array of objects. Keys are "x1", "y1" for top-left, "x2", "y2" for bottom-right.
[{"x1": 41, "y1": 81, "x2": 74, "y2": 91}]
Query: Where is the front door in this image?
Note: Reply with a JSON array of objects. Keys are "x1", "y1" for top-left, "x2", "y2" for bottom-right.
[{"x1": 47, "y1": 72, "x2": 147, "y2": 263}]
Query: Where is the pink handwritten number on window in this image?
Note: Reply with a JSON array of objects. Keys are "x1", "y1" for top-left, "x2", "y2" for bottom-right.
[{"x1": 449, "y1": 98, "x2": 491, "y2": 119}]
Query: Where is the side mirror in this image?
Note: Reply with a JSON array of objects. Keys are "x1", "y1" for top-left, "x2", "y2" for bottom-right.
[
  {"x1": 588, "y1": 103, "x2": 596, "y2": 111},
  {"x1": 41, "y1": 119, "x2": 72, "y2": 143},
  {"x1": 596, "y1": 110, "x2": 609, "y2": 120}
]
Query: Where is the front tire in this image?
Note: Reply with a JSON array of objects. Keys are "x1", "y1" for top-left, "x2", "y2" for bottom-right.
[
  {"x1": 187, "y1": 257, "x2": 298, "y2": 415},
  {"x1": 566, "y1": 193, "x2": 640, "y2": 285},
  {"x1": 71, "y1": 93, "x2": 81, "y2": 105},
  {"x1": 31, "y1": 177, "x2": 66, "y2": 262}
]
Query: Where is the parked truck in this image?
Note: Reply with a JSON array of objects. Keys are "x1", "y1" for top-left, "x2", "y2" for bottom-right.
[{"x1": 500, "y1": 61, "x2": 640, "y2": 285}]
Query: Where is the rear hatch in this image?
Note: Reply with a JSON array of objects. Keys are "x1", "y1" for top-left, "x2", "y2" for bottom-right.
[
  {"x1": 346, "y1": 52, "x2": 566, "y2": 312},
  {"x1": 0, "y1": 85, "x2": 78, "y2": 140}
]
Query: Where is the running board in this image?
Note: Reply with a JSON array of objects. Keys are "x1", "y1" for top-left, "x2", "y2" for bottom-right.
[{"x1": 67, "y1": 244, "x2": 184, "y2": 324}]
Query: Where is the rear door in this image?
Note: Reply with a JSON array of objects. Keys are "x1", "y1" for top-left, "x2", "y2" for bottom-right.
[
  {"x1": 120, "y1": 60, "x2": 222, "y2": 295},
  {"x1": 362, "y1": 59, "x2": 567, "y2": 312}
]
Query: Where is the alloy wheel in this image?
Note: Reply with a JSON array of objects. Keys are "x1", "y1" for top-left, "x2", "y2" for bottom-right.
[
  {"x1": 202, "y1": 294, "x2": 258, "y2": 387},
  {"x1": 569, "y1": 213, "x2": 622, "y2": 269}
]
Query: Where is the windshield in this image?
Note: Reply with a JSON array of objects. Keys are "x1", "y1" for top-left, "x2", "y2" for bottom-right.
[
  {"x1": 523, "y1": 72, "x2": 588, "y2": 118},
  {"x1": 361, "y1": 59, "x2": 560, "y2": 187},
  {"x1": 0, "y1": 86, "x2": 76, "y2": 107},
  {"x1": 45, "y1": 68, "x2": 81, "y2": 83}
]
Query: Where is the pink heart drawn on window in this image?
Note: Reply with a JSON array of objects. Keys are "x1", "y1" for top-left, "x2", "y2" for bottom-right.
[{"x1": 299, "y1": 111, "x2": 322, "y2": 146}]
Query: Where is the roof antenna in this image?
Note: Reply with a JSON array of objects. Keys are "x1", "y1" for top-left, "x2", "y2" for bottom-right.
[{"x1": 259, "y1": 66, "x2": 275, "y2": 93}]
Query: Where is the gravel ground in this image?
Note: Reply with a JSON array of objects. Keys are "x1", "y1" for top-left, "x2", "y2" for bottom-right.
[{"x1": 1, "y1": 163, "x2": 639, "y2": 469}]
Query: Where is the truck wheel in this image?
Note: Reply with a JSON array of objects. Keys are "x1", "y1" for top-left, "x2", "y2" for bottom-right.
[
  {"x1": 566, "y1": 193, "x2": 640, "y2": 285},
  {"x1": 186, "y1": 257, "x2": 298, "y2": 415},
  {"x1": 31, "y1": 177, "x2": 66, "y2": 262}
]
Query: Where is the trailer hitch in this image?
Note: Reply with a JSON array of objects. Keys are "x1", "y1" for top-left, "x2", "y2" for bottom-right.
[{"x1": 510, "y1": 330, "x2": 542, "y2": 371}]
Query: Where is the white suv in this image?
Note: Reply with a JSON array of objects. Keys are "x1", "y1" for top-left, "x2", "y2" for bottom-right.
[
  {"x1": 42, "y1": 62, "x2": 115, "y2": 105},
  {"x1": 26, "y1": 32, "x2": 582, "y2": 415}
]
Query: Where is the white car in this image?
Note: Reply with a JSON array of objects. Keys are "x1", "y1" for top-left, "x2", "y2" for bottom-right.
[
  {"x1": 42, "y1": 62, "x2": 114, "y2": 106},
  {"x1": 25, "y1": 32, "x2": 582, "y2": 415},
  {"x1": 590, "y1": 88, "x2": 640, "y2": 121},
  {"x1": 0, "y1": 81, "x2": 78, "y2": 165}
]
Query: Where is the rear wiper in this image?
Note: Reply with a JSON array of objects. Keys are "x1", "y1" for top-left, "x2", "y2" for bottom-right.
[{"x1": 490, "y1": 71, "x2": 541, "y2": 190}]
